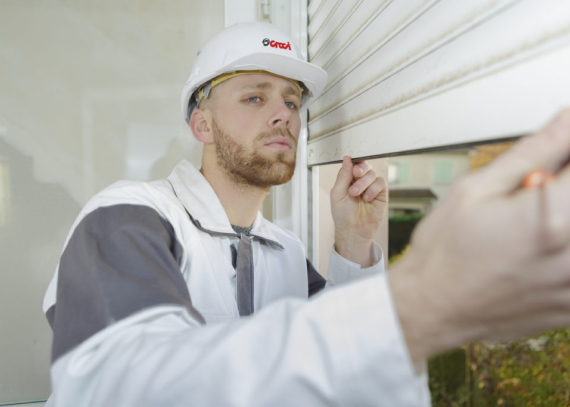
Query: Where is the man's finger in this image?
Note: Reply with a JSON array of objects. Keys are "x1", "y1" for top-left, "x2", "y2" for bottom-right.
[
  {"x1": 349, "y1": 170, "x2": 378, "y2": 197},
  {"x1": 330, "y1": 156, "x2": 354, "y2": 201},
  {"x1": 362, "y1": 177, "x2": 388, "y2": 203},
  {"x1": 352, "y1": 160, "x2": 371, "y2": 178},
  {"x1": 473, "y1": 109, "x2": 570, "y2": 197}
]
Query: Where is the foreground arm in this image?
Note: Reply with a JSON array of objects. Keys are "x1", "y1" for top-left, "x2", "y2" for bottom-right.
[{"x1": 390, "y1": 109, "x2": 570, "y2": 364}]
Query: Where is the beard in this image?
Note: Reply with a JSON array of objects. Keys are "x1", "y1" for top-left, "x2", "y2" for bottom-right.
[{"x1": 212, "y1": 118, "x2": 297, "y2": 189}]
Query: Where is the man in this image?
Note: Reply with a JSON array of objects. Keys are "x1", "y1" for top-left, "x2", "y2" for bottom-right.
[
  {"x1": 43, "y1": 22, "x2": 570, "y2": 406},
  {"x1": 44, "y1": 21, "x2": 408, "y2": 406}
]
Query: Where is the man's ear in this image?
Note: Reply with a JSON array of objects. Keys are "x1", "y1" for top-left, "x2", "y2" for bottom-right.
[{"x1": 189, "y1": 108, "x2": 215, "y2": 145}]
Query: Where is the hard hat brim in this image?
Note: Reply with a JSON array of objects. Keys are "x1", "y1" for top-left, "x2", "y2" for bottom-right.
[{"x1": 181, "y1": 52, "x2": 328, "y2": 121}]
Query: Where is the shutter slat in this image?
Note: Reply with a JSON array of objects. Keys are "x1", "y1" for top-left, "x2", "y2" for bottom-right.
[
  {"x1": 309, "y1": 0, "x2": 392, "y2": 69},
  {"x1": 307, "y1": 0, "x2": 570, "y2": 165},
  {"x1": 308, "y1": 0, "x2": 361, "y2": 61},
  {"x1": 308, "y1": 0, "x2": 326, "y2": 20},
  {"x1": 308, "y1": 0, "x2": 342, "y2": 40},
  {"x1": 309, "y1": 0, "x2": 518, "y2": 123},
  {"x1": 313, "y1": 0, "x2": 436, "y2": 91}
]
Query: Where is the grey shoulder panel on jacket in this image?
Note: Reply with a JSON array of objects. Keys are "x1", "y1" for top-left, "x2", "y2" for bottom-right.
[{"x1": 49, "y1": 204, "x2": 205, "y2": 364}]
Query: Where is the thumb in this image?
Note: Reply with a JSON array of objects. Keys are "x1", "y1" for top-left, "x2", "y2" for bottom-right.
[{"x1": 330, "y1": 156, "x2": 354, "y2": 202}]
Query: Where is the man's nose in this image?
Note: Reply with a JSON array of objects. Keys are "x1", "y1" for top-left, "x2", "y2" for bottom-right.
[{"x1": 269, "y1": 101, "x2": 292, "y2": 129}]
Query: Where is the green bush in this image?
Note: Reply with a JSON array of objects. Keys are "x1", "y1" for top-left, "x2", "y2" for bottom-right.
[
  {"x1": 470, "y1": 328, "x2": 570, "y2": 406},
  {"x1": 429, "y1": 348, "x2": 469, "y2": 407},
  {"x1": 388, "y1": 214, "x2": 424, "y2": 259}
]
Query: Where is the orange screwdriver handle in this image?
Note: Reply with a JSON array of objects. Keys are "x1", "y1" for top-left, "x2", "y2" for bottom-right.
[{"x1": 522, "y1": 169, "x2": 556, "y2": 189}]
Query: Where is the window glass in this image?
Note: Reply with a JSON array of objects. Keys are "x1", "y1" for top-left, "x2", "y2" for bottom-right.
[{"x1": 0, "y1": 2, "x2": 225, "y2": 403}]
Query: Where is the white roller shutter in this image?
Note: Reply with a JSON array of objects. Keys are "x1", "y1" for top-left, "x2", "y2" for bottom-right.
[{"x1": 306, "y1": 0, "x2": 570, "y2": 165}]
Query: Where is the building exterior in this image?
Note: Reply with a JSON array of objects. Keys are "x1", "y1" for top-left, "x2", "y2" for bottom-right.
[{"x1": 388, "y1": 149, "x2": 473, "y2": 216}]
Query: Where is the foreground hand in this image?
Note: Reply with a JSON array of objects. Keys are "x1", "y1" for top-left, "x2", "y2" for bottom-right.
[
  {"x1": 330, "y1": 156, "x2": 388, "y2": 267},
  {"x1": 389, "y1": 109, "x2": 570, "y2": 364}
]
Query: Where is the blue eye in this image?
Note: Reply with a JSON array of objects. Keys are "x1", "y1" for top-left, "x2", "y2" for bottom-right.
[
  {"x1": 285, "y1": 101, "x2": 298, "y2": 109},
  {"x1": 247, "y1": 96, "x2": 261, "y2": 103}
]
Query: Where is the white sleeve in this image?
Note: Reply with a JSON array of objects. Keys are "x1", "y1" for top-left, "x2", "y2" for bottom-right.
[
  {"x1": 48, "y1": 272, "x2": 430, "y2": 407},
  {"x1": 326, "y1": 242, "x2": 386, "y2": 287}
]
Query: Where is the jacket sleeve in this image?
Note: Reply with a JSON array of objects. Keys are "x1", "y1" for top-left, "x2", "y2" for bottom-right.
[
  {"x1": 46, "y1": 204, "x2": 429, "y2": 407},
  {"x1": 308, "y1": 242, "x2": 386, "y2": 296},
  {"x1": 325, "y1": 242, "x2": 386, "y2": 287}
]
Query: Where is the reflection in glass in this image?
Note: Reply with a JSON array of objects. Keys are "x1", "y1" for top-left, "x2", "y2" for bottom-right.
[{"x1": 0, "y1": 0, "x2": 225, "y2": 403}]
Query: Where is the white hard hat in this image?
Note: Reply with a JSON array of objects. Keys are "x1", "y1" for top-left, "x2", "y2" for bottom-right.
[{"x1": 181, "y1": 21, "x2": 328, "y2": 122}]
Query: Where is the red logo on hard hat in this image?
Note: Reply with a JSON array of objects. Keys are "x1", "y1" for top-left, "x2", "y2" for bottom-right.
[{"x1": 262, "y1": 38, "x2": 291, "y2": 51}]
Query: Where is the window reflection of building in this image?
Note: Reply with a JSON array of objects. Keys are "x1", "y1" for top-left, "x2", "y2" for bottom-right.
[
  {"x1": 388, "y1": 150, "x2": 473, "y2": 217},
  {"x1": 388, "y1": 163, "x2": 398, "y2": 184},
  {"x1": 433, "y1": 161, "x2": 454, "y2": 184},
  {"x1": 388, "y1": 162, "x2": 409, "y2": 185},
  {"x1": 0, "y1": 0, "x2": 226, "y2": 402}
]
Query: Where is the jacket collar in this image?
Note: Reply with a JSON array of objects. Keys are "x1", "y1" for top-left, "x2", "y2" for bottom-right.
[{"x1": 167, "y1": 160, "x2": 283, "y2": 248}]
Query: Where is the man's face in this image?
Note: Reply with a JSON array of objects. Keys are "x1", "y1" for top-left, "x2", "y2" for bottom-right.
[{"x1": 205, "y1": 73, "x2": 302, "y2": 188}]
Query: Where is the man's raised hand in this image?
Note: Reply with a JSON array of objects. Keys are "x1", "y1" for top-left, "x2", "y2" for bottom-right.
[{"x1": 330, "y1": 156, "x2": 388, "y2": 267}]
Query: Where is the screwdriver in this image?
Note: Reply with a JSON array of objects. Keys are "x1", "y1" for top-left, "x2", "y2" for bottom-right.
[
  {"x1": 522, "y1": 166, "x2": 568, "y2": 251},
  {"x1": 522, "y1": 168, "x2": 557, "y2": 252},
  {"x1": 522, "y1": 169, "x2": 556, "y2": 189}
]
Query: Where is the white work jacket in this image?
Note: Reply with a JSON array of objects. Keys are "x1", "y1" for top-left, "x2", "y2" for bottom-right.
[{"x1": 43, "y1": 160, "x2": 430, "y2": 406}]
